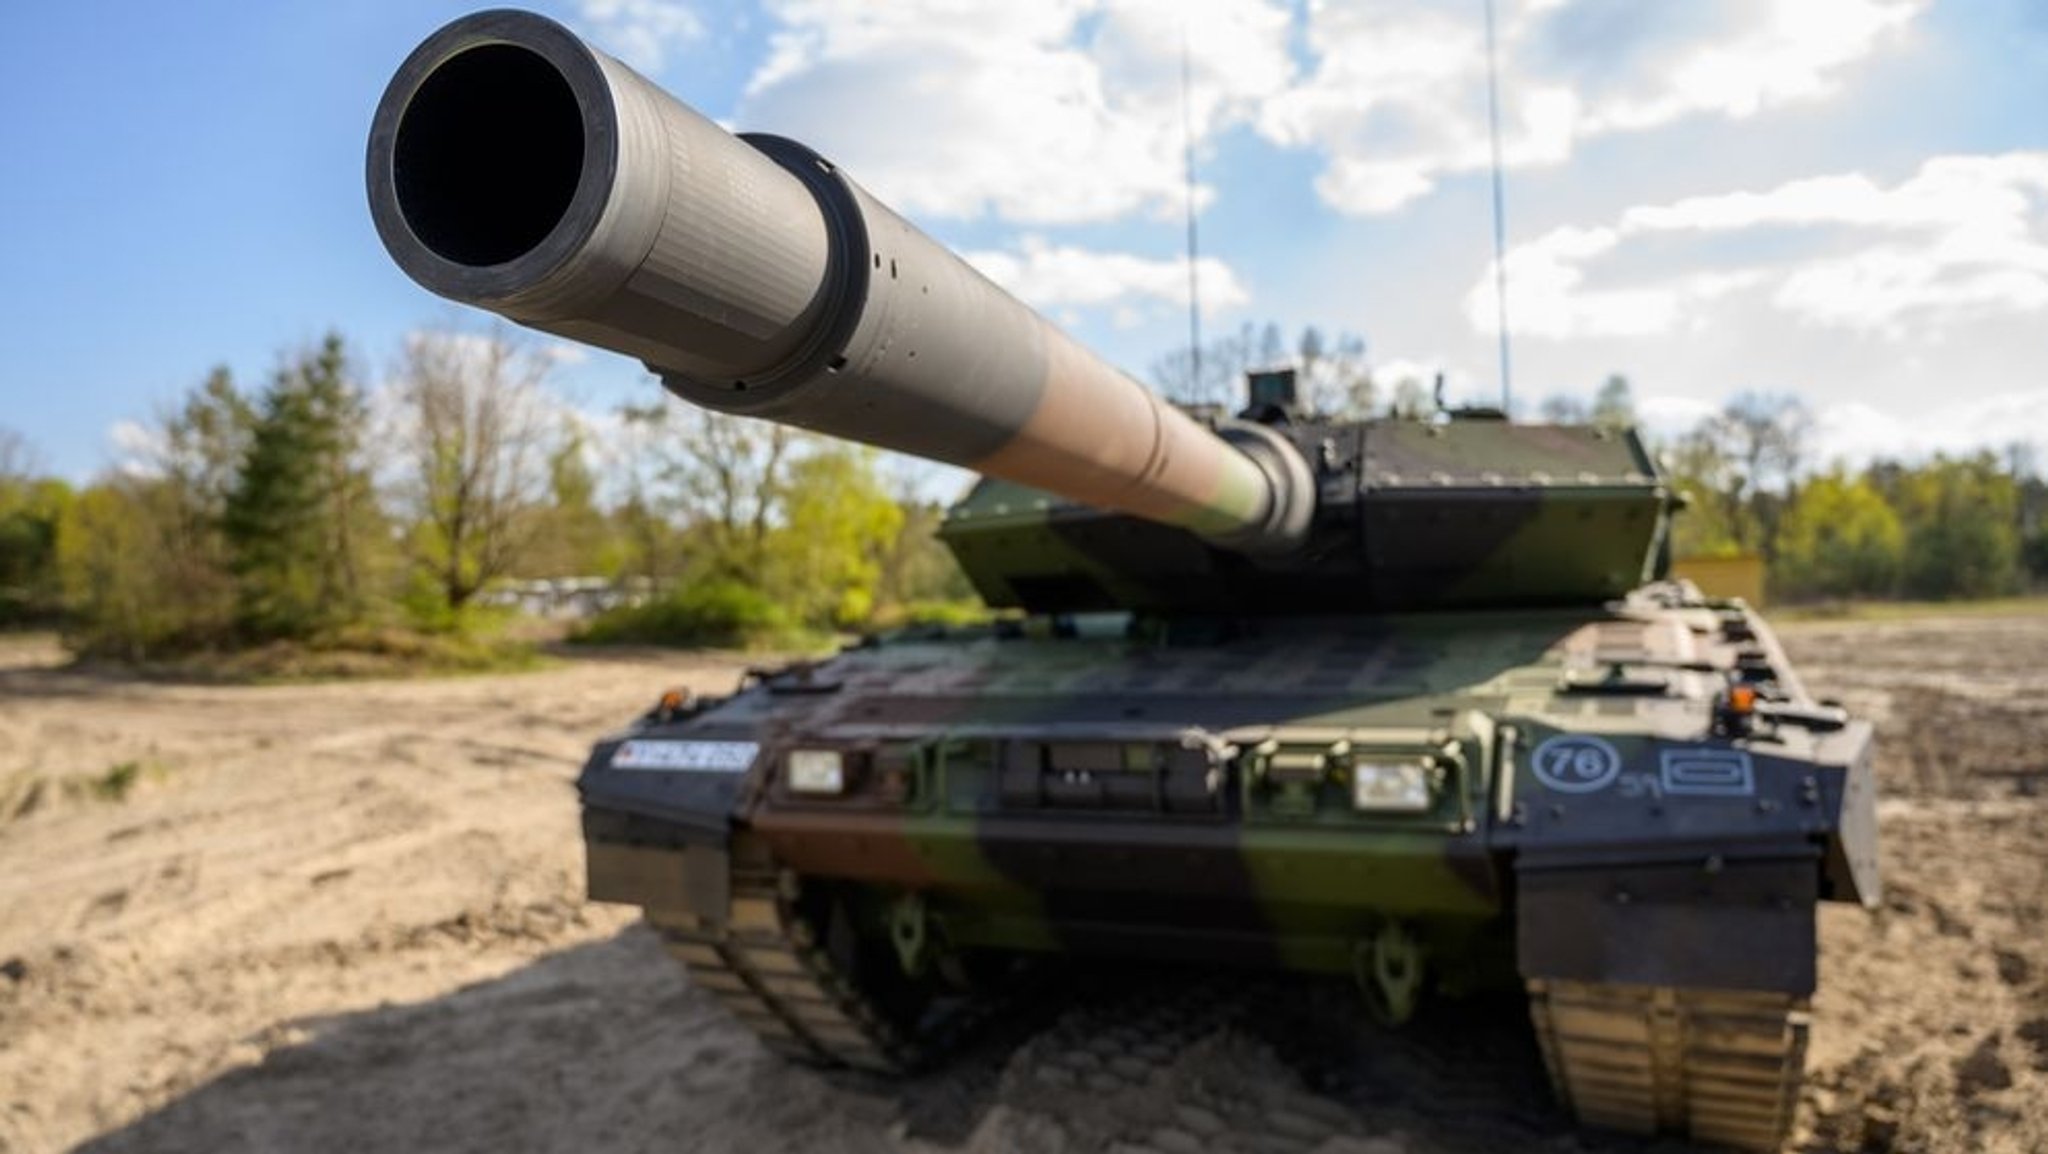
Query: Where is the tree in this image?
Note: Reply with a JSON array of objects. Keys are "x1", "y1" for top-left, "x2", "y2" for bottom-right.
[
  {"x1": 1772, "y1": 472, "x2": 1904, "y2": 599},
  {"x1": 874, "y1": 496, "x2": 975, "y2": 616},
  {"x1": 390, "y1": 328, "x2": 557, "y2": 612},
  {"x1": 517, "y1": 421, "x2": 615, "y2": 578},
  {"x1": 223, "y1": 334, "x2": 384, "y2": 639},
  {"x1": 50, "y1": 370, "x2": 254, "y2": 651},
  {"x1": 606, "y1": 403, "x2": 686, "y2": 584},
  {"x1": 1591, "y1": 374, "x2": 1637, "y2": 429},
  {"x1": 1670, "y1": 393, "x2": 1811, "y2": 558},
  {"x1": 145, "y1": 368, "x2": 252, "y2": 641},
  {"x1": 1892, "y1": 454, "x2": 2022, "y2": 598},
  {"x1": 763, "y1": 446, "x2": 904, "y2": 626},
  {"x1": 1152, "y1": 323, "x2": 1376, "y2": 415},
  {"x1": 0, "y1": 427, "x2": 37, "y2": 482},
  {"x1": 1149, "y1": 321, "x2": 1262, "y2": 407},
  {"x1": 56, "y1": 483, "x2": 162, "y2": 659},
  {"x1": 632, "y1": 403, "x2": 799, "y2": 580},
  {"x1": 1300, "y1": 328, "x2": 1374, "y2": 418},
  {"x1": 2004, "y1": 441, "x2": 2048, "y2": 584},
  {"x1": 1539, "y1": 394, "x2": 1589, "y2": 424},
  {"x1": 584, "y1": 430, "x2": 922, "y2": 643},
  {"x1": 0, "y1": 428, "x2": 71, "y2": 623},
  {"x1": 1257, "y1": 321, "x2": 1286, "y2": 368},
  {"x1": 1388, "y1": 376, "x2": 1433, "y2": 420}
]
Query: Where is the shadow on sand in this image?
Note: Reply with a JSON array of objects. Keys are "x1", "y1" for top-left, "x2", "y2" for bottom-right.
[
  {"x1": 77, "y1": 924, "x2": 1735, "y2": 1154},
  {"x1": 75, "y1": 926, "x2": 921, "y2": 1154}
]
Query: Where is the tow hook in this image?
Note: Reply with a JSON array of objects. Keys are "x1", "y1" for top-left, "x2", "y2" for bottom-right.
[
  {"x1": 889, "y1": 891, "x2": 931, "y2": 977},
  {"x1": 1356, "y1": 921, "x2": 1425, "y2": 1025}
]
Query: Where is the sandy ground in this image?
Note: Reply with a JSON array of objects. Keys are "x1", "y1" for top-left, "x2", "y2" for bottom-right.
[{"x1": 1, "y1": 613, "x2": 2045, "y2": 1154}]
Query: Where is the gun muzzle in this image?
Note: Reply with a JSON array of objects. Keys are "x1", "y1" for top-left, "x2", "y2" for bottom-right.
[{"x1": 367, "y1": 9, "x2": 1310, "y2": 553}]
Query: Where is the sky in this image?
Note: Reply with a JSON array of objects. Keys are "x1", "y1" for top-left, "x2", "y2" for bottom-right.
[{"x1": 2, "y1": 0, "x2": 2046, "y2": 485}]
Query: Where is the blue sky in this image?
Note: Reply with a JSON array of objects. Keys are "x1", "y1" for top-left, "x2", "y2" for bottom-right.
[{"x1": 3, "y1": 0, "x2": 2046, "y2": 483}]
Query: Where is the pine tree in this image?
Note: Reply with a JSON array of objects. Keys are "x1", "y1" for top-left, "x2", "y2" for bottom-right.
[{"x1": 223, "y1": 334, "x2": 382, "y2": 639}]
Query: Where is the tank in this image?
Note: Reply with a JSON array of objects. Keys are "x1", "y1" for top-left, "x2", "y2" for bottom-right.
[{"x1": 367, "y1": 12, "x2": 1880, "y2": 1149}]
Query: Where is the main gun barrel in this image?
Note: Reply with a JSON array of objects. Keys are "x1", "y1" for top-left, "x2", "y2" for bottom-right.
[{"x1": 366, "y1": 10, "x2": 1311, "y2": 553}]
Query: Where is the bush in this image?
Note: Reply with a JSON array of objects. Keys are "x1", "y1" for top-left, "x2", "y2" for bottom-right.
[
  {"x1": 576, "y1": 579, "x2": 808, "y2": 649},
  {"x1": 868, "y1": 599, "x2": 994, "y2": 631}
]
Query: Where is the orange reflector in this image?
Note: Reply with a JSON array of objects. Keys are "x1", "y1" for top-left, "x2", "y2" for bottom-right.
[
  {"x1": 1727, "y1": 685, "x2": 1757, "y2": 714},
  {"x1": 659, "y1": 688, "x2": 689, "y2": 711}
]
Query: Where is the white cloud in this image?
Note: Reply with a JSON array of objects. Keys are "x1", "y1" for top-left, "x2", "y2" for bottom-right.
[
  {"x1": 578, "y1": 0, "x2": 706, "y2": 73},
  {"x1": 1634, "y1": 393, "x2": 1720, "y2": 439},
  {"x1": 1811, "y1": 392, "x2": 2048, "y2": 466},
  {"x1": 963, "y1": 237, "x2": 1250, "y2": 317},
  {"x1": 107, "y1": 420, "x2": 163, "y2": 478},
  {"x1": 1261, "y1": 0, "x2": 1927, "y2": 214},
  {"x1": 542, "y1": 342, "x2": 590, "y2": 367},
  {"x1": 734, "y1": 0, "x2": 1933, "y2": 224},
  {"x1": 739, "y1": 0, "x2": 1293, "y2": 224},
  {"x1": 1466, "y1": 151, "x2": 2048, "y2": 339}
]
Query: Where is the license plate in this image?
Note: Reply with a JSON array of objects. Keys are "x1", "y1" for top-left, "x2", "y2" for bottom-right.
[{"x1": 610, "y1": 739, "x2": 759, "y2": 772}]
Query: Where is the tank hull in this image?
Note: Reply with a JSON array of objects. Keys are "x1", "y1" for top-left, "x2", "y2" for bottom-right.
[{"x1": 578, "y1": 585, "x2": 1875, "y2": 1149}]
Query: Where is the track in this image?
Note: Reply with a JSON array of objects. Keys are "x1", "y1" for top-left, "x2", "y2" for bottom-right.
[
  {"x1": 1529, "y1": 979, "x2": 1809, "y2": 1150},
  {"x1": 647, "y1": 870, "x2": 915, "y2": 1072},
  {"x1": 655, "y1": 876, "x2": 1814, "y2": 1150},
  {"x1": 645, "y1": 856, "x2": 1016, "y2": 1076}
]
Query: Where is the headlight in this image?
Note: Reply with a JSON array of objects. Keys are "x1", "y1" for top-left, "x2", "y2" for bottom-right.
[
  {"x1": 1352, "y1": 761, "x2": 1433, "y2": 812},
  {"x1": 787, "y1": 748, "x2": 846, "y2": 795}
]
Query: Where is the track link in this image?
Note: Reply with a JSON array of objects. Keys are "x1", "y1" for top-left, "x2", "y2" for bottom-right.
[
  {"x1": 645, "y1": 865, "x2": 1004, "y2": 1074},
  {"x1": 1528, "y1": 979, "x2": 1809, "y2": 1151},
  {"x1": 645, "y1": 867, "x2": 915, "y2": 1072}
]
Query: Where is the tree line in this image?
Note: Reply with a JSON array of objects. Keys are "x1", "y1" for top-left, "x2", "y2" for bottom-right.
[
  {"x1": 7, "y1": 324, "x2": 2044, "y2": 661},
  {"x1": 0, "y1": 328, "x2": 973, "y2": 659},
  {"x1": 1656, "y1": 392, "x2": 2048, "y2": 601}
]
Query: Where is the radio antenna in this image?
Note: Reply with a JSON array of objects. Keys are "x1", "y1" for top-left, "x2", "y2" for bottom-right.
[
  {"x1": 1483, "y1": 0, "x2": 1513, "y2": 411},
  {"x1": 1180, "y1": 26, "x2": 1204, "y2": 403}
]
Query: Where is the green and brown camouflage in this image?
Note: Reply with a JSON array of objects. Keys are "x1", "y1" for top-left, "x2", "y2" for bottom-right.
[{"x1": 367, "y1": 12, "x2": 1879, "y2": 1149}]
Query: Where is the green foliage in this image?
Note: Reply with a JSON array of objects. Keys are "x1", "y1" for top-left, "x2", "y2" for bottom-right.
[
  {"x1": 394, "y1": 569, "x2": 516, "y2": 636},
  {"x1": 1667, "y1": 393, "x2": 1812, "y2": 558},
  {"x1": 577, "y1": 578, "x2": 805, "y2": 649},
  {"x1": 56, "y1": 482, "x2": 181, "y2": 658},
  {"x1": 393, "y1": 328, "x2": 557, "y2": 612},
  {"x1": 2024, "y1": 530, "x2": 2048, "y2": 584},
  {"x1": 516, "y1": 425, "x2": 614, "y2": 578},
  {"x1": 1665, "y1": 398, "x2": 2038, "y2": 603},
  {"x1": 762, "y1": 447, "x2": 904, "y2": 627},
  {"x1": 223, "y1": 334, "x2": 385, "y2": 639},
  {"x1": 0, "y1": 474, "x2": 71, "y2": 624},
  {"x1": 877, "y1": 500, "x2": 976, "y2": 614},
  {"x1": 149, "y1": 367, "x2": 252, "y2": 642},
  {"x1": 1664, "y1": 440, "x2": 1746, "y2": 560},
  {"x1": 1891, "y1": 454, "x2": 2023, "y2": 599},
  {"x1": 91, "y1": 761, "x2": 143, "y2": 802},
  {"x1": 1772, "y1": 472, "x2": 1904, "y2": 599},
  {"x1": 870, "y1": 599, "x2": 994, "y2": 630},
  {"x1": 147, "y1": 623, "x2": 541, "y2": 682},
  {"x1": 1591, "y1": 375, "x2": 1637, "y2": 429}
]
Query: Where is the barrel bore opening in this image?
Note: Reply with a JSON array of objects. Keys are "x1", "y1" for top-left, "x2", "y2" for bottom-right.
[{"x1": 392, "y1": 44, "x2": 584, "y2": 267}]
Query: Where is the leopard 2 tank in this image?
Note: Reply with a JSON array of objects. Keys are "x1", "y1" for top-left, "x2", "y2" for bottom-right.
[{"x1": 366, "y1": 12, "x2": 1880, "y2": 1148}]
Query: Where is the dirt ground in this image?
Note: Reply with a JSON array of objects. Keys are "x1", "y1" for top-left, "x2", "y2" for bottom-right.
[{"x1": 2, "y1": 613, "x2": 2045, "y2": 1154}]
